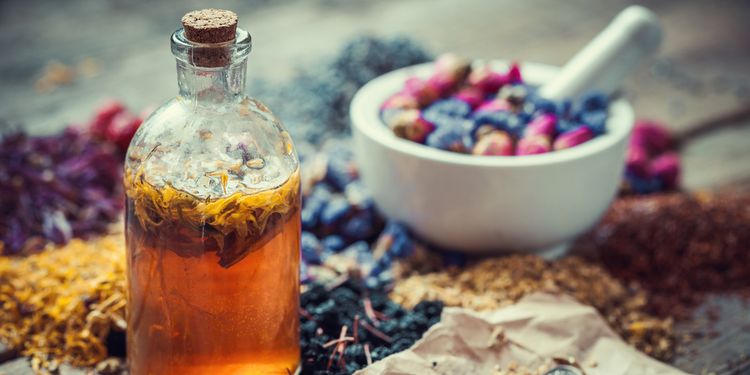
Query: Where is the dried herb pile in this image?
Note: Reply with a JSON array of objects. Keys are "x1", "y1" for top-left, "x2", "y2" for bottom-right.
[
  {"x1": 390, "y1": 255, "x2": 675, "y2": 361},
  {"x1": 0, "y1": 234, "x2": 126, "y2": 371},
  {"x1": 582, "y1": 190, "x2": 750, "y2": 318},
  {"x1": 300, "y1": 280, "x2": 442, "y2": 374},
  {"x1": 0, "y1": 101, "x2": 142, "y2": 255}
]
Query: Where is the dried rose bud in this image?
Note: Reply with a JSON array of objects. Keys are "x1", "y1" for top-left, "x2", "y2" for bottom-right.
[
  {"x1": 381, "y1": 108, "x2": 406, "y2": 126},
  {"x1": 473, "y1": 124, "x2": 497, "y2": 141},
  {"x1": 553, "y1": 126, "x2": 594, "y2": 150},
  {"x1": 89, "y1": 99, "x2": 126, "y2": 139},
  {"x1": 631, "y1": 120, "x2": 673, "y2": 155},
  {"x1": 403, "y1": 77, "x2": 439, "y2": 107},
  {"x1": 472, "y1": 130, "x2": 513, "y2": 156},
  {"x1": 648, "y1": 152, "x2": 681, "y2": 189},
  {"x1": 626, "y1": 145, "x2": 649, "y2": 177},
  {"x1": 107, "y1": 112, "x2": 143, "y2": 153},
  {"x1": 454, "y1": 86, "x2": 484, "y2": 109},
  {"x1": 524, "y1": 114, "x2": 557, "y2": 138},
  {"x1": 427, "y1": 53, "x2": 472, "y2": 96},
  {"x1": 504, "y1": 62, "x2": 523, "y2": 84},
  {"x1": 434, "y1": 53, "x2": 471, "y2": 81},
  {"x1": 468, "y1": 65, "x2": 506, "y2": 94},
  {"x1": 388, "y1": 109, "x2": 435, "y2": 144},
  {"x1": 381, "y1": 93, "x2": 419, "y2": 111},
  {"x1": 516, "y1": 135, "x2": 551, "y2": 155},
  {"x1": 475, "y1": 98, "x2": 513, "y2": 113}
]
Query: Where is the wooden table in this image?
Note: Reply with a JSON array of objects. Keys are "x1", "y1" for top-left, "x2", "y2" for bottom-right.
[{"x1": 1, "y1": 0, "x2": 749, "y2": 373}]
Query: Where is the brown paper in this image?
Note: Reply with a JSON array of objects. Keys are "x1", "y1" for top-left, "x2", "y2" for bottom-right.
[{"x1": 357, "y1": 292, "x2": 686, "y2": 375}]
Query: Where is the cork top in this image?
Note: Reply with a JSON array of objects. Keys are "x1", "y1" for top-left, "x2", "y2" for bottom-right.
[{"x1": 181, "y1": 9, "x2": 238, "y2": 44}]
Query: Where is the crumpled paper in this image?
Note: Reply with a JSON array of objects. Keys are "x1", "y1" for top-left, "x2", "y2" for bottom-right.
[{"x1": 357, "y1": 292, "x2": 686, "y2": 375}]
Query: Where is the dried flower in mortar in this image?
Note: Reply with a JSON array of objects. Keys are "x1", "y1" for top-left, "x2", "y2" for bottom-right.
[{"x1": 381, "y1": 55, "x2": 612, "y2": 156}]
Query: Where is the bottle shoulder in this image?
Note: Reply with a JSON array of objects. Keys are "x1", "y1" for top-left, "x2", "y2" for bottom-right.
[{"x1": 125, "y1": 95, "x2": 299, "y2": 198}]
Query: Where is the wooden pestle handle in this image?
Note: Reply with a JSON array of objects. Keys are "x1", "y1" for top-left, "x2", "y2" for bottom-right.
[{"x1": 538, "y1": 5, "x2": 663, "y2": 101}]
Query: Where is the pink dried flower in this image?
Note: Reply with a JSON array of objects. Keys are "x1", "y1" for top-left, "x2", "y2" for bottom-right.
[
  {"x1": 472, "y1": 131, "x2": 513, "y2": 156},
  {"x1": 403, "y1": 77, "x2": 439, "y2": 107},
  {"x1": 475, "y1": 98, "x2": 513, "y2": 113},
  {"x1": 381, "y1": 93, "x2": 419, "y2": 111},
  {"x1": 631, "y1": 120, "x2": 673, "y2": 156},
  {"x1": 427, "y1": 53, "x2": 472, "y2": 97},
  {"x1": 553, "y1": 126, "x2": 594, "y2": 150},
  {"x1": 504, "y1": 62, "x2": 523, "y2": 84},
  {"x1": 387, "y1": 109, "x2": 435, "y2": 144},
  {"x1": 648, "y1": 152, "x2": 681, "y2": 189},
  {"x1": 626, "y1": 146, "x2": 649, "y2": 178},
  {"x1": 468, "y1": 65, "x2": 506, "y2": 94},
  {"x1": 524, "y1": 114, "x2": 557, "y2": 138},
  {"x1": 454, "y1": 87, "x2": 484, "y2": 109},
  {"x1": 516, "y1": 135, "x2": 551, "y2": 155}
]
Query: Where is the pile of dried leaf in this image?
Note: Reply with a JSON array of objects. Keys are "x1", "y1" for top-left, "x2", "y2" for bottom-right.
[
  {"x1": 0, "y1": 234, "x2": 126, "y2": 371},
  {"x1": 391, "y1": 255, "x2": 675, "y2": 361}
]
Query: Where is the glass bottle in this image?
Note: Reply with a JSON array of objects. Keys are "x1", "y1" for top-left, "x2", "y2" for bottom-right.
[{"x1": 124, "y1": 9, "x2": 300, "y2": 374}]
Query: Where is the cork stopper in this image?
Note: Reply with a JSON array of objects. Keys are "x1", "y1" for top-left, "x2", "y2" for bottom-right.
[
  {"x1": 182, "y1": 9, "x2": 238, "y2": 44},
  {"x1": 180, "y1": 9, "x2": 239, "y2": 68}
]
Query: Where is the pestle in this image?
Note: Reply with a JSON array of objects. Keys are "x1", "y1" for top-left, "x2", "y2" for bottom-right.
[{"x1": 538, "y1": 5, "x2": 663, "y2": 101}]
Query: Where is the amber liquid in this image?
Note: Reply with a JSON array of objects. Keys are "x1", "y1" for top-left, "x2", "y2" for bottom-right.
[{"x1": 125, "y1": 198, "x2": 300, "y2": 375}]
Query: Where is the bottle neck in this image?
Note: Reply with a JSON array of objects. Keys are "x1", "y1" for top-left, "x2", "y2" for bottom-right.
[{"x1": 176, "y1": 60, "x2": 247, "y2": 103}]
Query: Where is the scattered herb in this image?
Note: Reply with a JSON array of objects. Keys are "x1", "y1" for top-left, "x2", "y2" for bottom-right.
[
  {"x1": 0, "y1": 128, "x2": 124, "y2": 255},
  {"x1": 300, "y1": 279, "x2": 442, "y2": 374},
  {"x1": 0, "y1": 235, "x2": 126, "y2": 370},
  {"x1": 391, "y1": 255, "x2": 675, "y2": 361},
  {"x1": 581, "y1": 191, "x2": 750, "y2": 318}
]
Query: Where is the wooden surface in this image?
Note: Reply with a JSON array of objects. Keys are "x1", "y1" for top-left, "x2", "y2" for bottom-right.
[{"x1": 1, "y1": 0, "x2": 749, "y2": 373}]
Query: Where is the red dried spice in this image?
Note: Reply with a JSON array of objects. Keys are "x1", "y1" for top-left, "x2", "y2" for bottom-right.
[{"x1": 580, "y1": 191, "x2": 750, "y2": 318}]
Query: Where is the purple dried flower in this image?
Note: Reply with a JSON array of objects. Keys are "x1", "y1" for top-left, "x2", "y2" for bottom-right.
[{"x1": 0, "y1": 126, "x2": 124, "y2": 255}]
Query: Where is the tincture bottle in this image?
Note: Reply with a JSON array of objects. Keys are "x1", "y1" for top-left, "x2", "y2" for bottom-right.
[{"x1": 124, "y1": 9, "x2": 300, "y2": 374}]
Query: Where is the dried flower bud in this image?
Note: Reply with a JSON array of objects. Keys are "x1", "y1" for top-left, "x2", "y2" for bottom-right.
[
  {"x1": 631, "y1": 120, "x2": 673, "y2": 156},
  {"x1": 553, "y1": 126, "x2": 594, "y2": 150},
  {"x1": 648, "y1": 152, "x2": 680, "y2": 189},
  {"x1": 472, "y1": 130, "x2": 513, "y2": 156},
  {"x1": 626, "y1": 146, "x2": 649, "y2": 178},
  {"x1": 524, "y1": 114, "x2": 557, "y2": 138},
  {"x1": 387, "y1": 109, "x2": 435, "y2": 144},
  {"x1": 473, "y1": 124, "x2": 497, "y2": 141},
  {"x1": 454, "y1": 86, "x2": 484, "y2": 109},
  {"x1": 504, "y1": 62, "x2": 523, "y2": 84},
  {"x1": 433, "y1": 53, "x2": 471, "y2": 81},
  {"x1": 427, "y1": 53, "x2": 472, "y2": 96},
  {"x1": 516, "y1": 135, "x2": 552, "y2": 155},
  {"x1": 381, "y1": 93, "x2": 419, "y2": 111},
  {"x1": 475, "y1": 98, "x2": 513, "y2": 113},
  {"x1": 468, "y1": 65, "x2": 506, "y2": 94},
  {"x1": 403, "y1": 77, "x2": 440, "y2": 107}
]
